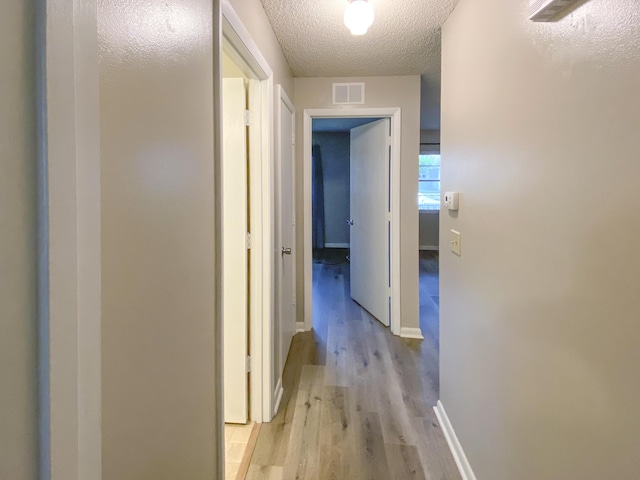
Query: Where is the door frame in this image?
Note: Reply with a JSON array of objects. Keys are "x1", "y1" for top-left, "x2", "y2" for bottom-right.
[
  {"x1": 302, "y1": 108, "x2": 402, "y2": 336},
  {"x1": 222, "y1": 0, "x2": 276, "y2": 423},
  {"x1": 39, "y1": 1, "x2": 103, "y2": 478}
]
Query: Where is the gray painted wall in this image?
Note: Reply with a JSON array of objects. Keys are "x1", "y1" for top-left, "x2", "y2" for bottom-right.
[
  {"x1": 312, "y1": 132, "x2": 351, "y2": 247},
  {"x1": 0, "y1": 2, "x2": 39, "y2": 479},
  {"x1": 419, "y1": 212, "x2": 439, "y2": 249},
  {"x1": 98, "y1": 1, "x2": 217, "y2": 478},
  {"x1": 441, "y1": 1, "x2": 640, "y2": 479}
]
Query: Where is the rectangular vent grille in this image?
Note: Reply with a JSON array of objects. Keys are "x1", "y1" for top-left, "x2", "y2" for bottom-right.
[
  {"x1": 332, "y1": 83, "x2": 365, "y2": 105},
  {"x1": 529, "y1": 0, "x2": 580, "y2": 21}
]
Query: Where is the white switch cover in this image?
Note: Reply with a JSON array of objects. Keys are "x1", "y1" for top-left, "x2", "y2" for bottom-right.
[{"x1": 450, "y1": 230, "x2": 461, "y2": 256}]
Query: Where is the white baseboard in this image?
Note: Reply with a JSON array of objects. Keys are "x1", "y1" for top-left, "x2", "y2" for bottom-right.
[
  {"x1": 324, "y1": 242, "x2": 350, "y2": 248},
  {"x1": 273, "y1": 378, "x2": 284, "y2": 415},
  {"x1": 296, "y1": 321, "x2": 306, "y2": 333},
  {"x1": 399, "y1": 327, "x2": 425, "y2": 339},
  {"x1": 433, "y1": 400, "x2": 477, "y2": 480},
  {"x1": 419, "y1": 245, "x2": 439, "y2": 251}
]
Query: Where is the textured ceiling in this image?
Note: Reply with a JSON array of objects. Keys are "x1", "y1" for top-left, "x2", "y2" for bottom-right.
[{"x1": 260, "y1": 0, "x2": 459, "y2": 129}]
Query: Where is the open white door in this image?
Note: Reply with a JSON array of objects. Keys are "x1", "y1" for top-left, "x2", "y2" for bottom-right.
[
  {"x1": 222, "y1": 78, "x2": 249, "y2": 423},
  {"x1": 275, "y1": 86, "x2": 296, "y2": 407},
  {"x1": 350, "y1": 118, "x2": 391, "y2": 326}
]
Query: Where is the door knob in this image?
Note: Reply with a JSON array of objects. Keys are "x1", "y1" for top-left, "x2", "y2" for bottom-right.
[
  {"x1": 281, "y1": 247, "x2": 292, "y2": 255},
  {"x1": 347, "y1": 219, "x2": 354, "y2": 226}
]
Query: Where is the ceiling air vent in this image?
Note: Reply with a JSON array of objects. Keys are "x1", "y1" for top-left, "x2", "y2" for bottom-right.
[
  {"x1": 529, "y1": 0, "x2": 580, "y2": 21},
  {"x1": 332, "y1": 83, "x2": 365, "y2": 105}
]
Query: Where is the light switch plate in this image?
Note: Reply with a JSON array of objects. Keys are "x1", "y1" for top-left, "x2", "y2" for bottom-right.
[{"x1": 450, "y1": 230, "x2": 461, "y2": 256}]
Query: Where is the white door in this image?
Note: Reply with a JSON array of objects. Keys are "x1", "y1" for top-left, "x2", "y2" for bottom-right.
[
  {"x1": 275, "y1": 86, "x2": 296, "y2": 395},
  {"x1": 350, "y1": 118, "x2": 391, "y2": 326},
  {"x1": 222, "y1": 78, "x2": 248, "y2": 424}
]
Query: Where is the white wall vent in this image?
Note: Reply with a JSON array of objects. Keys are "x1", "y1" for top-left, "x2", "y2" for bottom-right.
[
  {"x1": 332, "y1": 83, "x2": 365, "y2": 105},
  {"x1": 529, "y1": 0, "x2": 580, "y2": 21}
]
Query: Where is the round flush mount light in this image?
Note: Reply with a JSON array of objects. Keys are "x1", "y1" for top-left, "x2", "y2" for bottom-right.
[{"x1": 344, "y1": 0, "x2": 375, "y2": 36}]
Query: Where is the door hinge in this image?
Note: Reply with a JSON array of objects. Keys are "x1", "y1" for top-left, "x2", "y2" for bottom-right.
[
  {"x1": 246, "y1": 355, "x2": 251, "y2": 373},
  {"x1": 386, "y1": 212, "x2": 392, "y2": 221},
  {"x1": 244, "y1": 110, "x2": 251, "y2": 126},
  {"x1": 292, "y1": 132, "x2": 296, "y2": 145},
  {"x1": 246, "y1": 232, "x2": 252, "y2": 249}
]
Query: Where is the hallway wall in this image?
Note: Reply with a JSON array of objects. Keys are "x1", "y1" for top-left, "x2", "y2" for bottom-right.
[
  {"x1": 295, "y1": 75, "x2": 422, "y2": 330},
  {"x1": 0, "y1": 1, "x2": 39, "y2": 478},
  {"x1": 98, "y1": 1, "x2": 217, "y2": 478},
  {"x1": 440, "y1": 1, "x2": 640, "y2": 479}
]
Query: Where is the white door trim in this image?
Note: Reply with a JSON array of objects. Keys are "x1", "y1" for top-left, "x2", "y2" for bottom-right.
[
  {"x1": 38, "y1": 1, "x2": 102, "y2": 478},
  {"x1": 222, "y1": 0, "x2": 273, "y2": 78},
  {"x1": 222, "y1": 0, "x2": 275, "y2": 423},
  {"x1": 303, "y1": 108, "x2": 402, "y2": 336}
]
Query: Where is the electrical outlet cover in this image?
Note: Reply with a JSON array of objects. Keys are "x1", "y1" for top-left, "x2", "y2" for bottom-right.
[{"x1": 450, "y1": 230, "x2": 461, "y2": 256}]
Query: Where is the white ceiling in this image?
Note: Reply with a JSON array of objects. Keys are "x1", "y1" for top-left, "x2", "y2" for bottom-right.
[{"x1": 260, "y1": 0, "x2": 458, "y2": 129}]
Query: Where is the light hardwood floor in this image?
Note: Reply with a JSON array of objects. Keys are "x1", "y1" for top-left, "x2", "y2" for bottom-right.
[
  {"x1": 247, "y1": 250, "x2": 460, "y2": 480},
  {"x1": 225, "y1": 423, "x2": 261, "y2": 480}
]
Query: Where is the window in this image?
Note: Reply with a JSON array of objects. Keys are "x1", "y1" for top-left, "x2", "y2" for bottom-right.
[{"x1": 419, "y1": 154, "x2": 441, "y2": 211}]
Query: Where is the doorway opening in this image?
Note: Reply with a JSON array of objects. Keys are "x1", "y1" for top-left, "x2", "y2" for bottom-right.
[
  {"x1": 303, "y1": 108, "x2": 402, "y2": 335},
  {"x1": 221, "y1": 46, "x2": 251, "y2": 427},
  {"x1": 311, "y1": 117, "x2": 383, "y2": 325},
  {"x1": 418, "y1": 137, "x2": 441, "y2": 392},
  {"x1": 220, "y1": 1, "x2": 276, "y2": 476}
]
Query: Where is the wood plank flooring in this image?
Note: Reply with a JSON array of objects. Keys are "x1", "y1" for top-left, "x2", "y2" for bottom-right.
[{"x1": 247, "y1": 250, "x2": 460, "y2": 480}]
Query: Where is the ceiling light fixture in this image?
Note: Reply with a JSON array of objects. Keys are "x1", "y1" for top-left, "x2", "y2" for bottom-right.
[{"x1": 344, "y1": 0, "x2": 374, "y2": 36}]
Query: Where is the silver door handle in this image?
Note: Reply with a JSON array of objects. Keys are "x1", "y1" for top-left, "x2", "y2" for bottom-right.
[
  {"x1": 281, "y1": 247, "x2": 292, "y2": 255},
  {"x1": 347, "y1": 219, "x2": 354, "y2": 226}
]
